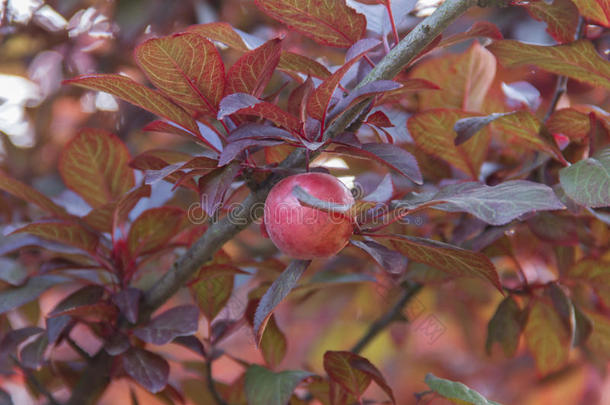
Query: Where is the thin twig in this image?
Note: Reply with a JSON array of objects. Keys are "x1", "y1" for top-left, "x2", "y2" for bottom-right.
[
  {"x1": 11, "y1": 355, "x2": 61, "y2": 405},
  {"x1": 206, "y1": 359, "x2": 229, "y2": 405},
  {"x1": 351, "y1": 282, "x2": 422, "y2": 354}
]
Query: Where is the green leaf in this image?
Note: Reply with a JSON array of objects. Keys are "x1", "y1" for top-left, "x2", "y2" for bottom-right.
[
  {"x1": 489, "y1": 40, "x2": 610, "y2": 90},
  {"x1": 381, "y1": 235, "x2": 502, "y2": 292},
  {"x1": 244, "y1": 365, "x2": 312, "y2": 405},
  {"x1": 0, "y1": 275, "x2": 67, "y2": 315},
  {"x1": 559, "y1": 148, "x2": 610, "y2": 208},
  {"x1": 260, "y1": 314, "x2": 287, "y2": 368},
  {"x1": 424, "y1": 373, "x2": 503, "y2": 405},
  {"x1": 524, "y1": 300, "x2": 570, "y2": 375},
  {"x1": 486, "y1": 296, "x2": 524, "y2": 357}
]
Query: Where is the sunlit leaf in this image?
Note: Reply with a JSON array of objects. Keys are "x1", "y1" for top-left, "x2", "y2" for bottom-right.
[
  {"x1": 254, "y1": 0, "x2": 366, "y2": 47},
  {"x1": 244, "y1": 365, "x2": 312, "y2": 405},
  {"x1": 59, "y1": 128, "x2": 134, "y2": 208},
  {"x1": 525, "y1": 299, "x2": 570, "y2": 375},
  {"x1": 489, "y1": 40, "x2": 610, "y2": 90},
  {"x1": 571, "y1": 0, "x2": 610, "y2": 27},
  {"x1": 410, "y1": 42, "x2": 496, "y2": 111},
  {"x1": 408, "y1": 109, "x2": 490, "y2": 178},
  {"x1": 382, "y1": 234, "x2": 502, "y2": 291},
  {"x1": 278, "y1": 52, "x2": 331, "y2": 80},
  {"x1": 134, "y1": 305, "x2": 199, "y2": 345},
  {"x1": 0, "y1": 171, "x2": 68, "y2": 218},
  {"x1": 65, "y1": 74, "x2": 202, "y2": 138},
  {"x1": 559, "y1": 148, "x2": 610, "y2": 208},
  {"x1": 187, "y1": 22, "x2": 250, "y2": 51},
  {"x1": 13, "y1": 222, "x2": 99, "y2": 253},
  {"x1": 123, "y1": 347, "x2": 169, "y2": 394},
  {"x1": 425, "y1": 373, "x2": 503, "y2": 405},
  {"x1": 523, "y1": 0, "x2": 579, "y2": 43},
  {"x1": 225, "y1": 38, "x2": 282, "y2": 98},
  {"x1": 127, "y1": 207, "x2": 185, "y2": 257}
]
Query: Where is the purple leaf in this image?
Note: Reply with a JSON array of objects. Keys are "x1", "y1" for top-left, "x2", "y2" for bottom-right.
[
  {"x1": 0, "y1": 327, "x2": 44, "y2": 354},
  {"x1": 218, "y1": 93, "x2": 261, "y2": 119},
  {"x1": 49, "y1": 285, "x2": 105, "y2": 317},
  {"x1": 112, "y1": 288, "x2": 141, "y2": 324},
  {"x1": 228, "y1": 123, "x2": 297, "y2": 142},
  {"x1": 454, "y1": 112, "x2": 514, "y2": 146},
  {"x1": 133, "y1": 305, "x2": 199, "y2": 345},
  {"x1": 346, "y1": 38, "x2": 382, "y2": 62},
  {"x1": 219, "y1": 139, "x2": 284, "y2": 166},
  {"x1": 253, "y1": 260, "x2": 311, "y2": 343},
  {"x1": 122, "y1": 347, "x2": 169, "y2": 394},
  {"x1": 199, "y1": 163, "x2": 240, "y2": 216},
  {"x1": 350, "y1": 240, "x2": 407, "y2": 274},
  {"x1": 46, "y1": 315, "x2": 71, "y2": 344},
  {"x1": 0, "y1": 275, "x2": 67, "y2": 315},
  {"x1": 105, "y1": 332, "x2": 131, "y2": 356},
  {"x1": 362, "y1": 173, "x2": 394, "y2": 203},
  {"x1": 20, "y1": 333, "x2": 49, "y2": 369},
  {"x1": 328, "y1": 80, "x2": 402, "y2": 122},
  {"x1": 172, "y1": 335, "x2": 206, "y2": 358},
  {"x1": 197, "y1": 121, "x2": 224, "y2": 153}
]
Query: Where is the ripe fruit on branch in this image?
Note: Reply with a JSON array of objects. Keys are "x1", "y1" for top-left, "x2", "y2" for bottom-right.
[{"x1": 263, "y1": 172, "x2": 355, "y2": 259}]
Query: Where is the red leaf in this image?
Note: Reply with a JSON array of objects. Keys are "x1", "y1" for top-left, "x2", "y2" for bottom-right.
[
  {"x1": 488, "y1": 40, "x2": 610, "y2": 90},
  {"x1": 323, "y1": 351, "x2": 371, "y2": 399},
  {"x1": 278, "y1": 52, "x2": 331, "y2": 80},
  {"x1": 306, "y1": 54, "x2": 365, "y2": 123},
  {"x1": 408, "y1": 109, "x2": 490, "y2": 178},
  {"x1": 127, "y1": 207, "x2": 185, "y2": 257},
  {"x1": 438, "y1": 21, "x2": 503, "y2": 48},
  {"x1": 348, "y1": 355, "x2": 395, "y2": 404},
  {"x1": 64, "y1": 74, "x2": 202, "y2": 139},
  {"x1": 122, "y1": 347, "x2": 169, "y2": 394},
  {"x1": 523, "y1": 0, "x2": 580, "y2": 44},
  {"x1": 219, "y1": 93, "x2": 302, "y2": 134},
  {"x1": 365, "y1": 111, "x2": 393, "y2": 128},
  {"x1": 0, "y1": 171, "x2": 68, "y2": 218},
  {"x1": 571, "y1": 0, "x2": 610, "y2": 27},
  {"x1": 114, "y1": 185, "x2": 152, "y2": 231},
  {"x1": 288, "y1": 77, "x2": 315, "y2": 120},
  {"x1": 13, "y1": 222, "x2": 99, "y2": 253},
  {"x1": 380, "y1": 234, "x2": 503, "y2": 292},
  {"x1": 187, "y1": 22, "x2": 250, "y2": 51},
  {"x1": 135, "y1": 33, "x2": 225, "y2": 117},
  {"x1": 225, "y1": 38, "x2": 282, "y2": 98},
  {"x1": 49, "y1": 285, "x2": 104, "y2": 317},
  {"x1": 143, "y1": 120, "x2": 197, "y2": 140},
  {"x1": 409, "y1": 42, "x2": 496, "y2": 111},
  {"x1": 59, "y1": 128, "x2": 134, "y2": 208},
  {"x1": 255, "y1": 0, "x2": 366, "y2": 48}
]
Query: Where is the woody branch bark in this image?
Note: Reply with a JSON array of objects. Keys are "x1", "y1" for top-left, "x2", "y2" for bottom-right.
[{"x1": 65, "y1": 1, "x2": 484, "y2": 403}]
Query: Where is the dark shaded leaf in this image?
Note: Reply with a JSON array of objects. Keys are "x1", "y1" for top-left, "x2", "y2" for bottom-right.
[
  {"x1": 350, "y1": 240, "x2": 407, "y2": 274},
  {"x1": 20, "y1": 333, "x2": 48, "y2": 369},
  {"x1": 0, "y1": 275, "x2": 67, "y2": 315},
  {"x1": 219, "y1": 139, "x2": 284, "y2": 166},
  {"x1": 123, "y1": 347, "x2": 169, "y2": 394},
  {"x1": 254, "y1": 260, "x2": 310, "y2": 343},
  {"x1": 172, "y1": 336, "x2": 206, "y2": 358},
  {"x1": 49, "y1": 285, "x2": 104, "y2": 317},
  {"x1": 486, "y1": 296, "x2": 524, "y2": 357},
  {"x1": 198, "y1": 163, "x2": 240, "y2": 216},
  {"x1": 112, "y1": 288, "x2": 141, "y2": 324},
  {"x1": 134, "y1": 305, "x2": 199, "y2": 345},
  {"x1": 0, "y1": 327, "x2": 44, "y2": 353},
  {"x1": 46, "y1": 314, "x2": 70, "y2": 345},
  {"x1": 105, "y1": 332, "x2": 131, "y2": 356}
]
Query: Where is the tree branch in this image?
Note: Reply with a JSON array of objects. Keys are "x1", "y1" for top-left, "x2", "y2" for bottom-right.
[
  {"x1": 351, "y1": 282, "x2": 422, "y2": 354},
  {"x1": 65, "y1": 1, "x2": 478, "y2": 402}
]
